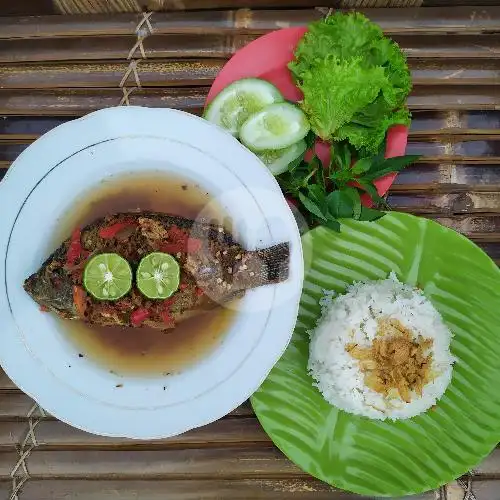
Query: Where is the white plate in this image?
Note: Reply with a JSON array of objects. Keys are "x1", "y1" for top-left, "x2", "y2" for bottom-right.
[{"x1": 0, "y1": 106, "x2": 303, "y2": 439}]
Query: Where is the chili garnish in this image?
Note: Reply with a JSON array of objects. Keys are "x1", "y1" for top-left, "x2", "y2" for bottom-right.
[
  {"x1": 130, "y1": 308, "x2": 150, "y2": 326},
  {"x1": 99, "y1": 220, "x2": 138, "y2": 239},
  {"x1": 66, "y1": 228, "x2": 82, "y2": 265},
  {"x1": 73, "y1": 285, "x2": 87, "y2": 317}
]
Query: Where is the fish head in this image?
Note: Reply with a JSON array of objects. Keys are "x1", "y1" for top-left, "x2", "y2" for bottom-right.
[{"x1": 23, "y1": 263, "x2": 76, "y2": 318}]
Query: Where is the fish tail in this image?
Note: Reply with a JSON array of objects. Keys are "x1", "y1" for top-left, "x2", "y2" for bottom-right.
[{"x1": 254, "y1": 242, "x2": 290, "y2": 284}]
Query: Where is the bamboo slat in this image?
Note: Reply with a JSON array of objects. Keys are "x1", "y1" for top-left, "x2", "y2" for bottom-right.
[
  {"x1": 3, "y1": 33, "x2": 500, "y2": 64},
  {"x1": 0, "y1": 117, "x2": 74, "y2": 140},
  {"x1": 5, "y1": 136, "x2": 500, "y2": 163},
  {"x1": 1, "y1": 59, "x2": 500, "y2": 90},
  {"x1": 388, "y1": 192, "x2": 500, "y2": 215},
  {"x1": 2, "y1": 446, "x2": 500, "y2": 481},
  {"x1": 0, "y1": 34, "x2": 249, "y2": 63},
  {"x1": 0, "y1": 88, "x2": 207, "y2": 115},
  {"x1": 0, "y1": 0, "x2": 491, "y2": 17},
  {"x1": 0, "y1": 144, "x2": 27, "y2": 161},
  {"x1": 53, "y1": 0, "x2": 342, "y2": 14},
  {"x1": 0, "y1": 60, "x2": 225, "y2": 89},
  {"x1": 2, "y1": 8, "x2": 500, "y2": 40},
  {"x1": 0, "y1": 447, "x2": 493, "y2": 483},
  {"x1": 0, "y1": 393, "x2": 53, "y2": 420},
  {"x1": 393, "y1": 164, "x2": 500, "y2": 191},
  {"x1": 2, "y1": 111, "x2": 500, "y2": 141},
  {"x1": 0, "y1": 418, "x2": 269, "y2": 450},
  {"x1": 0, "y1": 392, "x2": 253, "y2": 420},
  {"x1": 2, "y1": 86, "x2": 500, "y2": 116},
  {"x1": 428, "y1": 215, "x2": 500, "y2": 241},
  {"x1": 445, "y1": 480, "x2": 500, "y2": 500},
  {"x1": 475, "y1": 242, "x2": 500, "y2": 264},
  {"x1": 0, "y1": 0, "x2": 55, "y2": 16},
  {"x1": 0, "y1": 447, "x2": 302, "y2": 479},
  {"x1": 408, "y1": 86, "x2": 500, "y2": 110},
  {"x1": 409, "y1": 111, "x2": 500, "y2": 136},
  {"x1": 0, "y1": 479, "x2": 390, "y2": 500},
  {"x1": 405, "y1": 140, "x2": 500, "y2": 163}
]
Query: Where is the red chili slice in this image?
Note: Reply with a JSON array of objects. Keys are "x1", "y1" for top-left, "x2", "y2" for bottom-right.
[
  {"x1": 130, "y1": 308, "x2": 150, "y2": 326},
  {"x1": 39, "y1": 305, "x2": 49, "y2": 313},
  {"x1": 169, "y1": 226, "x2": 188, "y2": 242},
  {"x1": 99, "y1": 220, "x2": 138, "y2": 239},
  {"x1": 187, "y1": 238, "x2": 202, "y2": 253},
  {"x1": 160, "y1": 242, "x2": 185, "y2": 254},
  {"x1": 160, "y1": 226, "x2": 198, "y2": 255},
  {"x1": 195, "y1": 287, "x2": 204, "y2": 297},
  {"x1": 163, "y1": 297, "x2": 176, "y2": 310},
  {"x1": 179, "y1": 283, "x2": 188, "y2": 291},
  {"x1": 73, "y1": 285, "x2": 87, "y2": 317},
  {"x1": 161, "y1": 311, "x2": 174, "y2": 326},
  {"x1": 66, "y1": 228, "x2": 82, "y2": 265}
]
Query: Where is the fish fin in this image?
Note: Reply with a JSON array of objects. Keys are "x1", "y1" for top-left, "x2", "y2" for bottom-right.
[{"x1": 254, "y1": 242, "x2": 290, "y2": 284}]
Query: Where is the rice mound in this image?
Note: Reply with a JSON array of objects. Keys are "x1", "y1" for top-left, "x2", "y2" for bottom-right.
[{"x1": 308, "y1": 273, "x2": 455, "y2": 420}]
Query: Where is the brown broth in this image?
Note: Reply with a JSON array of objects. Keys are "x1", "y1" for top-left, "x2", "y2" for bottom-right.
[{"x1": 55, "y1": 171, "x2": 238, "y2": 376}]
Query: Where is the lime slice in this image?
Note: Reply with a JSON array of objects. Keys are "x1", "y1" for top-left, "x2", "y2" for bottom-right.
[
  {"x1": 136, "y1": 252, "x2": 180, "y2": 300},
  {"x1": 83, "y1": 253, "x2": 132, "y2": 301}
]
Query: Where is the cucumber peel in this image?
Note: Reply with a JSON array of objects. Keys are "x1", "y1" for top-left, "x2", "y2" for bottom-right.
[{"x1": 257, "y1": 140, "x2": 307, "y2": 176}]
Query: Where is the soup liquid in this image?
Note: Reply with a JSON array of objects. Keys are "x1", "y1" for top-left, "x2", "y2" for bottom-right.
[{"x1": 54, "y1": 172, "x2": 237, "y2": 376}]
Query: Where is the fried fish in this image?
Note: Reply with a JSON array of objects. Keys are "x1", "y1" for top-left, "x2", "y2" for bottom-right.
[{"x1": 24, "y1": 212, "x2": 290, "y2": 330}]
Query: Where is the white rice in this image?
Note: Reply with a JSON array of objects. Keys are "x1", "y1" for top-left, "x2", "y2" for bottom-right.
[{"x1": 308, "y1": 273, "x2": 455, "y2": 420}]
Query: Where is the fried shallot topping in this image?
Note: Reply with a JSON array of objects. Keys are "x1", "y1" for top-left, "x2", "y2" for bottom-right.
[{"x1": 346, "y1": 318, "x2": 434, "y2": 403}]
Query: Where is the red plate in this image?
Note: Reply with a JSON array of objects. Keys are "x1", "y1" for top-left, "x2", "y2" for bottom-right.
[{"x1": 206, "y1": 27, "x2": 409, "y2": 197}]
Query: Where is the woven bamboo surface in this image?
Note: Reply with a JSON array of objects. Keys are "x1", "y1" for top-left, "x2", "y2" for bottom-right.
[{"x1": 0, "y1": 5, "x2": 500, "y2": 500}]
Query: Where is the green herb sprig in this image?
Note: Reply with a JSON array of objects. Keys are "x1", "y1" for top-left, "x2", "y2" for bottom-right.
[{"x1": 277, "y1": 139, "x2": 420, "y2": 231}]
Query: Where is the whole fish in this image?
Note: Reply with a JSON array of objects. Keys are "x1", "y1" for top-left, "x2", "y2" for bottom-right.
[{"x1": 24, "y1": 212, "x2": 290, "y2": 330}]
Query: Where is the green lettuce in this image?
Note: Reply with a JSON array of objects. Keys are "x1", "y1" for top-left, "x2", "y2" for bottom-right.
[{"x1": 289, "y1": 12, "x2": 411, "y2": 155}]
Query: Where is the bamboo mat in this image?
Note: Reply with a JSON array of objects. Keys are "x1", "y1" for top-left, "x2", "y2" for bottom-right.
[{"x1": 1, "y1": 6, "x2": 500, "y2": 500}]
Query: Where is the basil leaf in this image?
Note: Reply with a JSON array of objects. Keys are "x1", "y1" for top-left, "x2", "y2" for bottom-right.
[
  {"x1": 339, "y1": 142, "x2": 351, "y2": 171},
  {"x1": 302, "y1": 156, "x2": 320, "y2": 186},
  {"x1": 331, "y1": 142, "x2": 351, "y2": 172},
  {"x1": 304, "y1": 130, "x2": 317, "y2": 150},
  {"x1": 342, "y1": 187, "x2": 362, "y2": 220},
  {"x1": 352, "y1": 157, "x2": 372, "y2": 175},
  {"x1": 323, "y1": 217, "x2": 341, "y2": 232},
  {"x1": 299, "y1": 191, "x2": 327, "y2": 221},
  {"x1": 327, "y1": 190, "x2": 354, "y2": 219},
  {"x1": 357, "y1": 180, "x2": 386, "y2": 207},
  {"x1": 307, "y1": 184, "x2": 327, "y2": 212},
  {"x1": 307, "y1": 184, "x2": 323, "y2": 199},
  {"x1": 363, "y1": 155, "x2": 421, "y2": 181},
  {"x1": 287, "y1": 155, "x2": 306, "y2": 173},
  {"x1": 316, "y1": 157, "x2": 326, "y2": 192}
]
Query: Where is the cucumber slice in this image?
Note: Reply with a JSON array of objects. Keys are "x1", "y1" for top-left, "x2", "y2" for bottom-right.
[
  {"x1": 239, "y1": 102, "x2": 310, "y2": 152},
  {"x1": 257, "y1": 140, "x2": 307, "y2": 176},
  {"x1": 203, "y1": 78, "x2": 284, "y2": 136}
]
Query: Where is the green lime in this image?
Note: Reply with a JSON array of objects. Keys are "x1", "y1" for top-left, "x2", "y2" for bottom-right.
[
  {"x1": 136, "y1": 252, "x2": 180, "y2": 300},
  {"x1": 83, "y1": 253, "x2": 132, "y2": 301}
]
